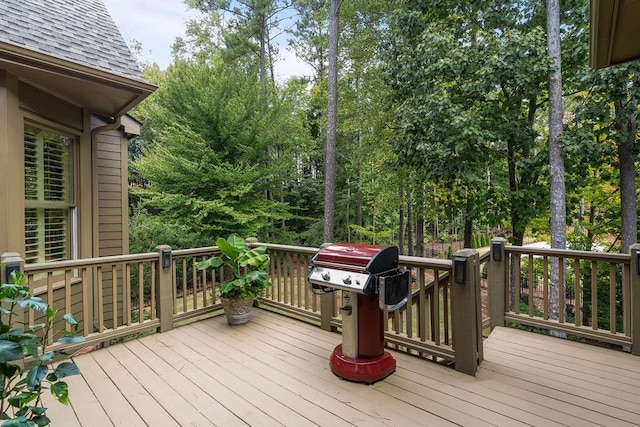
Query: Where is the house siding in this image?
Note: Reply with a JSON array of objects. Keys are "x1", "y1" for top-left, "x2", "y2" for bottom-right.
[
  {"x1": 32, "y1": 282, "x2": 85, "y2": 335},
  {"x1": 0, "y1": 70, "x2": 23, "y2": 257},
  {"x1": 92, "y1": 116, "x2": 129, "y2": 328},
  {"x1": 92, "y1": 116, "x2": 128, "y2": 258},
  {"x1": 1, "y1": 0, "x2": 151, "y2": 338}
]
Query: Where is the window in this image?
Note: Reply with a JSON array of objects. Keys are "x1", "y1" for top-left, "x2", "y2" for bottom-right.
[{"x1": 24, "y1": 124, "x2": 76, "y2": 264}]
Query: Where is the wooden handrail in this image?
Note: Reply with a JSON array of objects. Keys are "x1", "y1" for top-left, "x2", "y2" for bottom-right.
[
  {"x1": 506, "y1": 245, "x2": 629, "y2": 262},
  {"x1": 10, "y1": 238, "x2": 636, "y2": 369},
  {"x1": 24, "y1": 252, "x2": 157, "y2": 273}
]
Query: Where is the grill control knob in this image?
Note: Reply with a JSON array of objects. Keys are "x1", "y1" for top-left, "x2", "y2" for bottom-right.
[
  {"x1": 322, "y1": 272, "x2": 331, "y2": 281},
  {"x1": 342, "y1": 276, "x2": 352, "y2": 285}
]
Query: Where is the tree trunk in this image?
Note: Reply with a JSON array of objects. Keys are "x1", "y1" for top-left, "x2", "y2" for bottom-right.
[
  {"x1": 416, "y1": 216, "x2": 425, "y2": 257},
  {"x1": 546, "y1": 0, "x2": 566, "y2": 322},
  {"x1": 356, "y1": 73, "x2": 363, "y2": 242},
  {"x1": 463, "y1": 217, "x2": 473, "y2": 249},
  {"x1": 614, "y1": 93, "x2": 638, "y2": 253},
  {"x1": 399, "y1": 182, "x2": 406, "y2": 255},
  {"x1": 507, "y1": 141, "x2": 524, "y2": 246},
  {"x1": 407, "y1": 198, "x2": 414, "y2": 256},
  {"x1": 323, "y1": 0, "x2": 341, "y2": 243},
  {"x1": 259, "y1": 13, "x2": 267, "y2": 83},
  {"x1": 356, "y1": 183, "x2": 363, "y2": 241}
]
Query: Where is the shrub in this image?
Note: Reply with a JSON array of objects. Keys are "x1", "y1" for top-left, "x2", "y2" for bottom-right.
[{"x1": 0, "y1": 271, "x2": 83, "y2": 426}]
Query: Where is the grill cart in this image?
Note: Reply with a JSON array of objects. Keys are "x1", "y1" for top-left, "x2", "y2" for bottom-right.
[{"x1": 308, "y1": 244, "x2": 409, "y2": 383}]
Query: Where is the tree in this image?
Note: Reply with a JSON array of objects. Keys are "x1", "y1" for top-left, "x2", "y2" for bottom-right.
[
  {"x1": 323, "y1": 0, "x2": 341, "y2": 243},
  {"x1": 569, "y1": 63, "x2": 640, "y2": 253},
  {"x1": 613, "y1": 82, "x2": 638, "y2": 254},
  {"x1": 386, "y1": 1, "x2": 550, "y2": 248},
  {"x1": 289, "y1": 0, "x2": 329, "y2": 82},
  {"x1": 186, "y1": 0, "x2": 295, "y2": 83},
  {"x1": 133, "y1": 57, "x2": 298, "y2": 240},
  {"x1": 546, "y1": 0, "x2": 566, "y2": 322},
  {"x1": 546, "y1": 0, "x2": 566, "y2": 252}
]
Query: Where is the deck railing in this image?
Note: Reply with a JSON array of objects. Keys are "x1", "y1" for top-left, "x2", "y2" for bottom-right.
[
  {"x1": 6, "y1": 238, "x2": 637, "y2": 375},
  {"x1": 257, "y1": 244, "x2": 461, "y2": 360},
  {"x1": 489, "y1": 239, "x2": 640, "y2": 354},
  {"x1": 253, "y1": 242, "x2": 483, "y2": 374},
  {"x1": 3, "y1": 245, "x2": 223, "y2": 351},
  {"x1": 17, "y1": 251, "x2": 161, "y2": 349}
]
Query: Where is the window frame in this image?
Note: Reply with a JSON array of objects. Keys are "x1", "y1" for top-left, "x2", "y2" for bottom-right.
[{"x1": 23, "y1": 120, "x2": 79, "y2": 265}]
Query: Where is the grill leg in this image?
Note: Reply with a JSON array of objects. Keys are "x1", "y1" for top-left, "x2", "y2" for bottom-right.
[
  {"x1": 340, "y1": 291, "x2": 358, "y2": 358},
  {"x1": 330, "y1": 291, "x2": 396, "y2": 384},
  {"x1": 357, "y1": 293, "x2": 384, "y2": 357}
]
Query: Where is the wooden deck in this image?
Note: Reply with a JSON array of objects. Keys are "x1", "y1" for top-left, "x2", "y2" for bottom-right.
[{"x1": 45, "y1": 309, "x2": 640, "y2": 426}]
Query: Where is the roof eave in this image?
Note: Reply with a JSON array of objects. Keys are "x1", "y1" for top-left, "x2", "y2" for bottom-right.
[
  {"x1": 0, "y1": 42, "x2": 156, "y2": 116},
  {"x1": 590, "y1": 0, "x2": 640, "y2": 69}
]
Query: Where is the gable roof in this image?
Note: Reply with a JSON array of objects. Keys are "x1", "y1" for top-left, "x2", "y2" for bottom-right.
[{"x1": 0, "y1": 0, "x2": 146, "y2": 83}]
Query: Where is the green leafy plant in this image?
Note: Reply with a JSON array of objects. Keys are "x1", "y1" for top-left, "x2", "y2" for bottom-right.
[
  {"x1": 0, "y1": 270, "x2": 84, "y2": 426},
  {"x1": 197, "y1": 235, "x2": 271, "y2": 300}
]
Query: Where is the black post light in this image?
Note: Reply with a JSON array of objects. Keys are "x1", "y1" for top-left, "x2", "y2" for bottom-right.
[
  {"x1": 5, "y1": 263, "x2": 21, "y2": 284},
  {"x1": 491, "y1": 241, "x2": 502, "y2": 262},
  {"x1": 162, "y1": 249, "x2": 172, "y2": 269},
  {"x1": 453, "y1": 256, "x2": 467, "y2": 284}
]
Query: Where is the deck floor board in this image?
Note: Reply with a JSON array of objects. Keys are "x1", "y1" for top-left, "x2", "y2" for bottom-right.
[{"x1": 46, "y1": 309, "x2": 640, "y2": 426}]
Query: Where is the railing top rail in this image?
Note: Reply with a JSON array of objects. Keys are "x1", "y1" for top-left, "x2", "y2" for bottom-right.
[
  {"x1": 255, "y1": 241, "x2": 456, "y2": 269},
  {"x1": 399, "y1": 255, "x2": 452, "y2": 270},
  {"x1": 506, "y1": 245, "x2": 630, "y2": 263},
  {"x1": 24, "y1": 252, "x2": 158, "y2": 273},
  {"x1": 173, "y1": 246, "x2": 219, "y2": 257},
  {"x1": 251, "y1": 242, "x2": 319, "y2": 256}
]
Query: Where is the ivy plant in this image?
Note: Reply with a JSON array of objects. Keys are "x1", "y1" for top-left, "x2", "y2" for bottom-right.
[{"x1": 0, "y1": 270, "x2": 83, "y2": 426}]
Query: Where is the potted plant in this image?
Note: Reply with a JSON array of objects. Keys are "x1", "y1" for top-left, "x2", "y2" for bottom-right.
[{"x1": 197, "y1": 235, "x2": 271, "y2": 325}]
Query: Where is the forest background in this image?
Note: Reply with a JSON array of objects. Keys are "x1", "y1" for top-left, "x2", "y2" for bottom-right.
[{"x1": 127, "y1": 0, "x2": 639, "y2": 259}]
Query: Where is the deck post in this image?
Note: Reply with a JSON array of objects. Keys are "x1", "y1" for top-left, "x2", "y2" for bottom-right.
[
  {"x1": 245, "y1": 237, "x2": 259, "y2": 247},
  {"x1": 0, "y1": 252, "x2": 23, "y2": 284},
  {"x1": 155, "y1": 245, "x2": 174, "y2": 332},
  {"x1": 320, "y1": 293, "x2": 336, "y2": 332},
  {"x1": 319, "y1": 242, "x2": 337, "y2": 332},
  {"x1": 488, "y1": 238, "x2": 507, "y2": 330},
  {"x1": 451, "y1": 248, "x2": 482, "y2": 375},
  {"x1": 1, "y1": 253, "x2": 25, "y2": 331},
  {"x1": 631, "y1": 244, "x2": 640, "y2": 356}
]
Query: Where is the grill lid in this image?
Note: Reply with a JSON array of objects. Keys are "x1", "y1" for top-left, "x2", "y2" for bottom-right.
[
  {"x1": 308, "y1": 244, "x2": 402, "y2": 297},
  {"x1": 312, "y1": 244, "x2": 399, "y2": 273}
]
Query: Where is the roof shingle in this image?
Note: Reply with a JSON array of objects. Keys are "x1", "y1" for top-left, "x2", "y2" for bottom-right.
[{"x1": 0, "y1": 0, "x2": 146, "y2": 83}]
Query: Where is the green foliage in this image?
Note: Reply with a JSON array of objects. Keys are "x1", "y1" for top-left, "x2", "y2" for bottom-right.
[
  {"x1": 566, "y1": 234, "x2": 624, "y2": 332},
  {"x1": 126, "y1": 0, "x2": 635, "y2": 254},
  {"x1": 384, "y1": 0, "x2": 588, "y2": 246},
  {"x1": 563, "y1": 61, "x2": 640, "y2": 252},
  {"x1": 508, "y1": 301, "x2": 550, "y2": 335},
  {"x1": 132, "y1": 57, "x2": 302, "y2": 240},
  {"x1": 0, "y1": 271, "x2": 83, "y2": 425},
  {"x1": 197, "y1": 235, "x2": 271, "y2": 299},
  {"x1": 129, "y1": 204, "x2": 204, "y2": 253}
]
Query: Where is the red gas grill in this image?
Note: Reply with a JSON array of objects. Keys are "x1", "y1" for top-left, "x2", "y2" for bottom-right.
[{"x1": 308, "y1": 244, "x2": 409, "y2": 383}]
